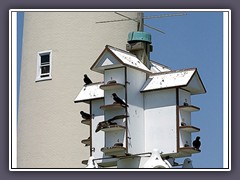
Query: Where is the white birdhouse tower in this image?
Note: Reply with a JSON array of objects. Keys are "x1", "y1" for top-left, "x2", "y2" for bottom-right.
[{"x1": 74, "y1": 31, "x2": 206, "y2": 168}]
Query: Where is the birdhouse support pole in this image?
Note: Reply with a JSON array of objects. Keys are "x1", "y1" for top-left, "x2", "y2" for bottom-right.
[
  {"x1": 124, "y1": 67, "x2": 129, "y2": 153},
  {"x1": 90, "y1": 100, "x2": 93, "y2": 156},
  {"x1": 176, "y1": 88, "x2": 180, "y2": 152}
]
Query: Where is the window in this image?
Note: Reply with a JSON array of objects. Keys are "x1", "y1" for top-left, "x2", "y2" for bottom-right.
[{"x1": 36, "y1": 50, "x2": 52, "y2": 81}]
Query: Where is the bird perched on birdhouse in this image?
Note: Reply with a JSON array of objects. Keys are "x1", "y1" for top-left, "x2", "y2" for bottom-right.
[
  {"x1": 83, "y1": 74, "x2": 92, "y2": 85},
  {"x1": 80, "y1": 111, "x2": 91, "y2": 120},
  {"x1": 95, "y1": 120, "x2": 117, "y2": 132},
  {"x1": 193, "y1": 136, "x2": 201, "y2": 150},
  {"x1": 182, "y1": 158, "x2": 193, "y2": 168},
  {"x1": 112, "y1": 93, "x2": 128, "y2": 107},
  {"x1": 107, "y1": 80, "x2": 117, "y2": 84},
  {"x1": 113, "y1": 142, "x2": 123, "y2": 147},
  {"x1": 183, "y1": 99, "x2": 189, "y2": 106}
]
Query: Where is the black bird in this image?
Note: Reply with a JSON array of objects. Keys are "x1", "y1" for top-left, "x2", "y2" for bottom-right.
[
  {"x1": 83, "y1": 74, "x2": 92, "y2": 85},
  {"x1": 193, "y1": 136, "x2": 201, "y2": 150},
  {"x1": 183, "y1": 99, "x2": 189, "y2": 106},
  {"x1": 95, "y1": 121, "x2": 117, "y2": 133},
  {"x1": 80, "y1": 111, "x2": 91, "y2": 120},
  {"x1": 112, "y1": 93, "x2": 128, "y2": 107},
  {"x1": 113, "y1": 142, "x2": 123, "y2": 147},
  {"x1": 181, "y1": 122, "x2": 186, "y2": 126}
]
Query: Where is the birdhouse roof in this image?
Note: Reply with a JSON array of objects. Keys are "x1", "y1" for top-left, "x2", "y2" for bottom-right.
[
  {"x1": 149, "y1": 60, "x2": 172, "y2": 73},
  {"x1": 91, "y1": 45, "x2": 152, "y2": 74},
  {"x1": 140, "y1": 68, "x2": 206, "y2": 95},
  {"x1": 74, "y1": 82, "x2": 104, "y2": 103}
]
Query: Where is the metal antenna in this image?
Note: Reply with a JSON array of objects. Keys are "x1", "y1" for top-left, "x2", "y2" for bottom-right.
[
  {"x1": 142, "y1": 12, "x2": 187, "y2": 19},
  {"x1": 115, "y1": 12, "x2": 165, "y2": 33},
  {"x1": 114, "y1": 12, "x2": 144, "y2": 31},
  {"x1": 96, "y1": 12, "x2": 187, "y2": 34},
  {"x1": 137, "y1": 12, "x2": 144, "y2": 31}
]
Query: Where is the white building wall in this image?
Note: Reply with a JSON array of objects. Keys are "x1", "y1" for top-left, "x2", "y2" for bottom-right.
[
  {"x1": 126, "y1": 68, "x2": 146, "y2": 154},
  {"x1": 144, "y1": 89, "x2": 177, "y2": 154},
  {"x1": 17, "y1": 11, "x2": 138, "y2": 168}
]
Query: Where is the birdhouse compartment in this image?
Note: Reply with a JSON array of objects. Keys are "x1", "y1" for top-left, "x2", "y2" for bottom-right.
[
  {"x1": 104, "y1": 68, "x2": 125, "y2": 85},
  {"x1": 179, "y1": 109, "x2": 191, "y2": 126},
  {"x1": 91, "y1": 99, "x2": 105, "y2": 158},
  {"x1": 179, "y1": 130, "x2": 191, "y2": 148},
  {"x1": 105, "y1": 131, "x2": 126, "y2": 148},
  {"x1": 179, "y1": 89, "x2": 191, "y2": 106}
]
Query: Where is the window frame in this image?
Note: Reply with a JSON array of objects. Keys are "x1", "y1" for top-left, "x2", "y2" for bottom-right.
[{"x1": 36, "y1": 50, "x2": 52, "y2": 82}]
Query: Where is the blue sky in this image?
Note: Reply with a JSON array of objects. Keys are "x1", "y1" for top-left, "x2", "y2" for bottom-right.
[{"x1": 16, "y1": 10, "x2": 226, "y2": 169}]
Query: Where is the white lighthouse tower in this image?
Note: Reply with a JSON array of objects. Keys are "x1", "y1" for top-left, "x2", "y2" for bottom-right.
[
  {"x1": 17, "y1": 11, "x2": 138, "y2": 168},
  {"x1": 75, "y1": 30, "x2": 206, "y2": 168}
]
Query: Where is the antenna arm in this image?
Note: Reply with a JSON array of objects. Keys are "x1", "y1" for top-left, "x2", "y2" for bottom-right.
[
  {"x1": 115, "y1": 12, "x2": 165, "y2": 34},
  {"x1": 114, "y1": 12, "x2": 139, "y2": 23},
  {"x1": 143, "y1": 23, "x2": 165, "y2": 34}
]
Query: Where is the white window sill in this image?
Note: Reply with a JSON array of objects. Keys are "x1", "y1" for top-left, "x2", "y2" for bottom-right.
[{"x1": 35, "y1": 76, "x2": 52, "y2": 82}]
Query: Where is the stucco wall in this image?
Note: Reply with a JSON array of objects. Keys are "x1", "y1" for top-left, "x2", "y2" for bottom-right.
[{"x1": 17, "y1": 11, "x2": 138, "y2": 168}]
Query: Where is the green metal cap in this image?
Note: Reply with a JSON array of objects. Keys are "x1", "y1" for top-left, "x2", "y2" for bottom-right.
[{"x1": 128, "y1": 31, "x2": 152, "y2": 44}]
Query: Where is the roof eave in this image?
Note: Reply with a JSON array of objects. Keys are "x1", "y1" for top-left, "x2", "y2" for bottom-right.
[{"x1": 74, "y1": 97, "x2": 104, "y2": 104}]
